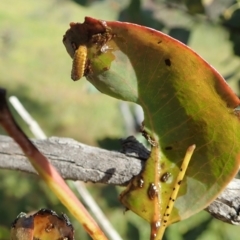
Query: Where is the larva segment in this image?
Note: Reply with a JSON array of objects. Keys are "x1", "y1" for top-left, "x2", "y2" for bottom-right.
[
  {"x1": 156, "y1": 144, "x2": 196, "y2": 239},
  {"x1": 71, "y1": 45, "x2": 87, "y2": 81}
]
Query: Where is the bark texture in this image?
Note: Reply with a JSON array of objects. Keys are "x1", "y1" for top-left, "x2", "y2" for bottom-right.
[{"x1": 0, "y1": 134, "x2": 239, "y2": 225}]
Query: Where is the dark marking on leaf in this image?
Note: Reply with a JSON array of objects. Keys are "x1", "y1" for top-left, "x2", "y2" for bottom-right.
[
  {"x1": 138, "y1": 177, "x2": 144, "y2": 188},
  {"x1": 165, "y1": 59, "x2": 171, "y2": 66},
  {"x1": 148, "y1": 183, "x2": 158, "y2": 200},
  {"x1": 178, "y1": 180, "x2": 182, "y2": 185},
  {"x1": 103, "y1": 66, "x2": 109, "y2": 71},
  {"x1": 165, "y1": 146, "x2": 172, "y2": 150},
  {"x1": 160, "y1": 172, "x2": 172, "y2": 182}
]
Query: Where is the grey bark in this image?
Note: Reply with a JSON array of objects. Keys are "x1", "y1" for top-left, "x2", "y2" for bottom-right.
[
  {"x1": 0, "y1": 134, "x2": 239, "y2": 225},
  {"x1": 0, "y1": 135, "x2": 148, "y2": 185}
]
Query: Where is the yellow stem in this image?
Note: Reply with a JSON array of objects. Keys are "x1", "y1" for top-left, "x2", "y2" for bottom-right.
[{"x1": 155, "y1": 144, "x2": 196, "y2": 240}]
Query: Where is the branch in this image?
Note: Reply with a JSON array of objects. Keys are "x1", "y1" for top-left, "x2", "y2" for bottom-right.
[
  {"x1": 0, "y1": 134, "x2": 239, "y2": 225},
  {"x1": 0, "y1": 135, "x2": 148, "y2": 185}
]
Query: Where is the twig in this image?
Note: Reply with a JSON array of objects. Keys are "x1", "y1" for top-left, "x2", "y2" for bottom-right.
[
  {"x1": 9, "y1": 96, "x2": 46, "y2": 140},
  {"x1": 72, "y1": 181, "x2": 123, "y2": 240},
  {"x1": 0, "y1": 88, "x2": 108, "y2": 240},
  {"x1": 9, "y1": 95, "x2": 122, "y2": 240},
  {"x1": 0, "y1": 134, "x2": 240, "y2": 225},
  {"x1": 0, "y1": 135, "x2": 146, "y2": 185}
]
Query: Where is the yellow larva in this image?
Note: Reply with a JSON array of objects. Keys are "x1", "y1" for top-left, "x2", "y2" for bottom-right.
[
  {"x1": 71, "y1": 45, "x2": 87, "y2": 81},
  {"x1": 157, "y1": 144, "x2": 196, "y2": 238}
]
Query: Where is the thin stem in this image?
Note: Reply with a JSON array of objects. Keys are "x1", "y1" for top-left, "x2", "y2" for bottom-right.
[
  {"x1": 155, "y1": 144, "x2": 196, "y2": 240},
  {"x1": 0, "y1": 88, "x2": 107, "y2": 240}
]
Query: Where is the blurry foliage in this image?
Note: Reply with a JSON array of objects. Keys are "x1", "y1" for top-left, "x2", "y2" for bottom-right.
[
  {"x1": 0, "y1": 0, "x2": 240, "y2": 239},
  {"x1": 222, "y1": 6, "x2": 240, "y2": 57},
  {"x1": 184, "y1": 0, "x2": 205, "y2": 14}
]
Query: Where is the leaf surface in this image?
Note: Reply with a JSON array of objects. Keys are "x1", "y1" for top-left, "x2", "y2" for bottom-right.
[{"x1": 63, "y1": 17, "x2": 240, "y2": 227}]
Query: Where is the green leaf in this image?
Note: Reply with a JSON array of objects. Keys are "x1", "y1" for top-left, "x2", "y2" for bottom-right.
[{"x1": 63, "y1": 17, "x2": 240, "y2": 232}]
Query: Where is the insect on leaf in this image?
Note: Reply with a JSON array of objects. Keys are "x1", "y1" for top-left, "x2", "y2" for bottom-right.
[
  {"x1": 63, "y1": 17, "x2": 240, "y2": 238},
  {"x1": 72, "y1": 45, "x2": 87, "y2": 80}
]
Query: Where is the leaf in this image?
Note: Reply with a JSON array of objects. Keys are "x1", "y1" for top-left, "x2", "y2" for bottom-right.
[
  {"x1": 63, "y1": 17, "x2": 240, "y2": 235},
  {"x1": 10, "y1": 209, "x2": 74, "y2": 240}
]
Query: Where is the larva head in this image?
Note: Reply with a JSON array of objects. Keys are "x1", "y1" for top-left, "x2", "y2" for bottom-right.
[{"x1": 63, "y1": 17, "x2": 108, "y2": 59}]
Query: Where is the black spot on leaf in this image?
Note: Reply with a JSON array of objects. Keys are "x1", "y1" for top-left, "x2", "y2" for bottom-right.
[{"x1": 165, "y1": 59, "x2": 171, "y2": 66}]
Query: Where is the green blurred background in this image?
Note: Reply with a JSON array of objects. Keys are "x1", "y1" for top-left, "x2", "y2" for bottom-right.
[{"x1": 0, "y1": 0, "x2": 240, "y2": 239}]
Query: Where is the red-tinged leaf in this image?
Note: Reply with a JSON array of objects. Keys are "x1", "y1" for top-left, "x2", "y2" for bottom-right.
[
  {"x1": 63, "y1": 17, "x2": 240, "y2": 236},
  {"x1": 11, "y1": 209, "x2": 74, "y2": 240}
]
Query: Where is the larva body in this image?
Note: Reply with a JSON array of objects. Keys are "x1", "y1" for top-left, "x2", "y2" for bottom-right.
[{"x1": 71, "y1": 45, "x2": 87, "y2": 81}]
